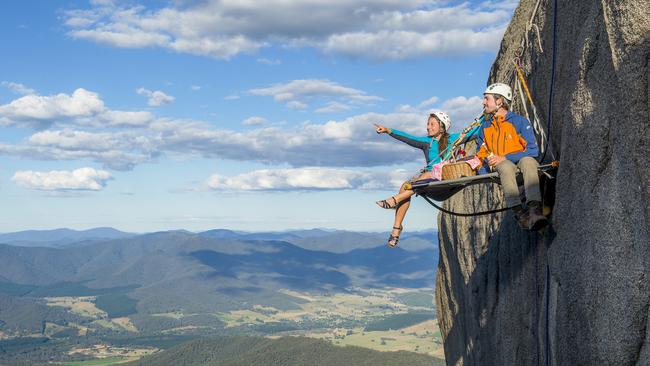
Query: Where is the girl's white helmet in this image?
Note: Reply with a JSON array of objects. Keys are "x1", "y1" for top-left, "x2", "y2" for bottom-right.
[
  {"x1": 484, "y1": 83, "x2": 513, "y2": 102},
  {"x1": 429, "y1": 110, "x2": 452, "y2": 131}
]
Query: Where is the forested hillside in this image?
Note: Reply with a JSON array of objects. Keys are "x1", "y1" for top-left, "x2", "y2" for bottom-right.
[{"x1": 125, "y1": 336, "x2": 444, "y2": 366}]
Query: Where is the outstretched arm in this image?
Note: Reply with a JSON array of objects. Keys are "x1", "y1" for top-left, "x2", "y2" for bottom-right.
[{"x1": 374, "y1": 123, "x2": 430, "y2": 150}]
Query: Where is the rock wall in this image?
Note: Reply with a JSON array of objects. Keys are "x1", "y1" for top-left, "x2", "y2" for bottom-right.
[{"x1": 435, "y1": 1, "x2": 650, "y2": 365}]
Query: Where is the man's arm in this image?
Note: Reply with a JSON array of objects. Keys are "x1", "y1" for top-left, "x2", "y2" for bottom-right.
[{"x1": 505, "y1": 116, "x2": 539, "y2": 162}]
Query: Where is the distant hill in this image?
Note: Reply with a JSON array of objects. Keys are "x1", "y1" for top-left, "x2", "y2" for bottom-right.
[
  {"x1": 0, "y1": 227, "x2": 437, "y2": 253},
  {"x1": 0, "y1": 227, "x2": 134, "y2": 248},
  {"x1": 0, "y1": 231, "x2": 437, "y2": 315},
  {"x1": 125, "y1": 336, "x2": 444, "y2": 366},
  {"x1": 197, "y1": 228, "x2": 437, "y2": 253}
]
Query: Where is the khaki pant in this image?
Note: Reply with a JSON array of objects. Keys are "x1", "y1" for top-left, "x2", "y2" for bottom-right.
[{"x1": 494, "y1": 156, "x2": 542, "y2": 207}]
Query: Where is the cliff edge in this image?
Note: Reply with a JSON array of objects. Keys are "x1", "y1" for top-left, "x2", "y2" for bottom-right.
[{"x1": 435, "y1": 1, "x2": 650, "y2": 365}]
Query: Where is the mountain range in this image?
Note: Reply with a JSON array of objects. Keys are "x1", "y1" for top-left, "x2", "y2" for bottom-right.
[
  {"x1": 0, "y1": 227, "x2": 435, "y2": 252},
  {"x1": 0, "y1": 228, "x2": 438, "y2": 335}
]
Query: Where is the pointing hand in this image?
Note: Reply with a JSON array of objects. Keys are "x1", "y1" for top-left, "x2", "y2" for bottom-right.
[{"x1": 373, "y1": 123, "x2": 390, "y2": 134}]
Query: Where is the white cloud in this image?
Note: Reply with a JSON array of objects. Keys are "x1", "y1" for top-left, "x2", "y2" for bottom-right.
[
  {"x1": 206, "y1": 167, "x2": 408, "y2": 191},
  {"x1": 0, "y1": 142, "x2": 150, "y2": 171},
  {"x1": 394, "y1": 96, "x2": 484, "y2": 132},
  {"x1": 168, "y1": 35, "x2": 265, "y2": 59},
  {"x1": 0, "y1": 85, "x2": 481, "y2": 171},
  {"x1": 286, "y1": 101, "x2": 308, "y2": 110},
  {"x1": 146, "y1": 111, "x2": 427, "y2": 167},
  {"x1": 250, "y1": 79, "x2": 381, "y2": 103},
  {"x1": 0, "y1": 88, "x2": 154, "y2": 128},
  {"x1": 1, "y1": 81, "x2": 36, "y2": 95},
  {"x1": 249, "y1": 79, "x2": 381, "y2": 111},
  {"x1": 191, "y1": 85, "x2": 201, "y2": 91},
  {"x1": 224, "y1": 94, "x2": 240, "y2": 100},
  {"x1": 315, "y1": 102, "x2": 352, "y2": 113},
  {"x1": 395, "y1": 104, "x2": 419, "y2": 114},
  {"x1": 28, "y1": 129, "x2": 123, "y2": 151},
  {"x1": 418, "y1": 96, "x2": 439, "y2": 109},
  {"x1": 321, "y1": 27, "x2": 506, "y2": 60},
  {"x1": 242, "y1": 116, "x2": 267, "y2": 126},
  {"x1": 257, "y1": 58, "x2": 281, "y2": 65},
  {"x1": 62, "y1": 1, "x2": 514, "y2": 60},
  {"x1": 0, "y1": 88, "x2": 104, "y2": 127},
  {"x1": 90, "y1": 0, "x2": 115, "y2": 6},
  {"x1": 12, "y1": 167, "x2": 112, "y2": 191},
  {"x1": 100, "y1": 110, "x2": 155, "y2": 127},
  {"x1": 440, "y1": 96, "x2": 484, "y2": 131},
  {"x1": 136, "y1": 87, "x2": 175, "y2": 106}
]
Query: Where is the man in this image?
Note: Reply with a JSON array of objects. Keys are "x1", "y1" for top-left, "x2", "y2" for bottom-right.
[{"x1": 476, "y1": 83, "x2": 548, "y2": 230}]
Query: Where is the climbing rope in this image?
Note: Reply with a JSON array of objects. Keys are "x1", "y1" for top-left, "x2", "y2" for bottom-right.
[
  {"x1": 513, "y1": 58, "x2": 554, "y2": 161},
  {"x1": 544, "y1": 3, "x2": 559, "y2": 366},
  {"x1": 504, "y1": 0, "x2": 545, "y2": 87},
  {"x1": 420, "y1": 194, "x2": 515, "y2": 217},
  {"x1": 525, "y1": 0, "x2": 545, "y2": 54},
  {"x1": 448, "y1": 117, "x2": 483, "y2": 160}
]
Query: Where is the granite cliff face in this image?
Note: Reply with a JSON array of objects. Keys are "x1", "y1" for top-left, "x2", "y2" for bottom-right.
[{"x1": 435, "y1": 1, "x2": 650, "y2": 365}]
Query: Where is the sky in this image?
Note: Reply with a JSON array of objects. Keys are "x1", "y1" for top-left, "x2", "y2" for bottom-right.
[{"x1": 0, "y1": 0, "x2": 517, "y2": 233}]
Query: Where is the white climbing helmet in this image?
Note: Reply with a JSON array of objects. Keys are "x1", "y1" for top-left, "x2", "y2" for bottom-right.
[
  {"x1": 429, "y1": 110, "x2": 452, "y2": 132},
  {"x1": 484, "y1": 83, "x2": 513, "y2": 102}
]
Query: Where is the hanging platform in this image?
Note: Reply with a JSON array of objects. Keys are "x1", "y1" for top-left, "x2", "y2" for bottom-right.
[{"x1": 412, "y1": 162, "x2": 558, "y2": 202}]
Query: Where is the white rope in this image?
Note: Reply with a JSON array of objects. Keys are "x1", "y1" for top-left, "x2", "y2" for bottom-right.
[
  {"x1": 515, "y1": 77, "x2": 531, "y2": 121},
  {"x1": 519, "y1": 0, "x2": 545, "y2": 55},
  {"x1": 513, "y1": 60, "x2": 548, "y2": 156}
]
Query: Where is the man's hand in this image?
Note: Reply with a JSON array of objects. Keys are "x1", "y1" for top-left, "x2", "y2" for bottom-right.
[
  {"x1": 373, "y1": 123, "x2": 390, "y2": 134},
  {"x1": 488, "y1": 155, "x2": 506, "y2": 167}
]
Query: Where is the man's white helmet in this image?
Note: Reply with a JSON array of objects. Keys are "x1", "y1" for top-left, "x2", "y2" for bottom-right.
[
  {"x1": 484, "y1": 83, "x2": 513, "y2": 102},
  {"x1": 429, "y1": 110, "x2": 452, "y2": 131}
]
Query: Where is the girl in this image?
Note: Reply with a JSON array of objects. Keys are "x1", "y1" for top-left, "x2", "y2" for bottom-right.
[{"x1": 374, "y1": 111, "x2": 476, "y2": 247}]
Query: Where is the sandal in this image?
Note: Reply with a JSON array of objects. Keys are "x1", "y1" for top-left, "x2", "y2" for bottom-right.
[
  {"x1": 387, "y1": 226, "x2": 403, "y2": 248},
  {"x1": 376, "y1": 196, "x2": 398, "y2": 210}
]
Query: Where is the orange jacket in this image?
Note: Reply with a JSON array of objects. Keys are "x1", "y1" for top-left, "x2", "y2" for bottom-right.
[{"x1": 476, "y1": 112, "x2": 539, "y2": 167}]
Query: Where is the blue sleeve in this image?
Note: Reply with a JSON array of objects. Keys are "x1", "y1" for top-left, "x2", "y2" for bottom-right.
[
  {"x1": 389, "y1": 128, "x2": 431, "y2": 150},
  {"x1": 506, "y1": 116, "x2": 539, "y2": 162}
]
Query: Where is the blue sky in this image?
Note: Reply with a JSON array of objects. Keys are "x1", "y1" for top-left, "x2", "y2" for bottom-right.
[{"x1": 0, "y1": 0, "x2": 516, "y2": 233}]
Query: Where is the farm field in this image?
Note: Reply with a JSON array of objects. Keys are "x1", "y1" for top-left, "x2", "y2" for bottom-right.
[
  {"x1": 30, "y1": 287, "x2": 442, "y2": 362},
  {"x1": 304, "y1": 320, "x2": 444, "y2": 358}
]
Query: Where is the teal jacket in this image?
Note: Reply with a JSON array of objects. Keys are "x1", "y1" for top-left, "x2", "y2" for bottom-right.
[{"x1": 389, "y1": 126, "x2": 480, "y2": 171}]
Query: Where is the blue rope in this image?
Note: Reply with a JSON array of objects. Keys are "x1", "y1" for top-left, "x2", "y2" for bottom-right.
[
  {"x1": 542, "y1": 0, "x2": 558, "y2": 163},
  {"x1": 544, "y1": 1, "x2": 558, "y2": 364}
]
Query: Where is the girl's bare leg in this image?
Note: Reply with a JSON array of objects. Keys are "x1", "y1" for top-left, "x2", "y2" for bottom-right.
[
  {"x1": 390, "y1": 183, "x2": 412, "y2": 237},
  {"x1": 389, "y1": 171, "x2": 432, "y2": 242}
]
